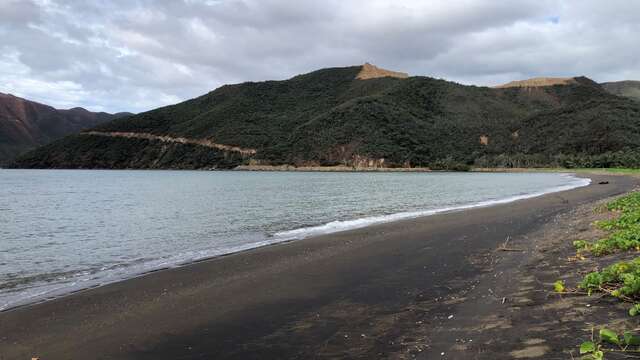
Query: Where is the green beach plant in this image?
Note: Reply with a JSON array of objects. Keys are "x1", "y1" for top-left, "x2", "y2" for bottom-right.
[
  {"x1": 553, "y1": 280, "x2": 566, "y2": 293},
  {"x1": 579, "y1": 192, "x2": 640, "y2": 256},
  {"x1": 578, "y1": 328, "x2": 640, "y2": 359},
  {"x1": 579, "y1": 258, "x2": 640, "y2": 310}
]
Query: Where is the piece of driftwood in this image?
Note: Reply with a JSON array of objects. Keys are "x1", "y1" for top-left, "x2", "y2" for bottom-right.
[{"x1": 497, "y1": 236, "x2": 525, "y2": 252}]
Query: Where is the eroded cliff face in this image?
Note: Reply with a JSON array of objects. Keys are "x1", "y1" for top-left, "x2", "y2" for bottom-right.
[
  {"x1": 494, "y1": 77, "x2": 578, "y2": 88},
  {"x1": 243, "y1": 154, "x2": 390, "y2": 170},
  {"x1": 350, "y1": 154, "x2": 386, "y2": 168},
  {"x1": 355, "y1": 63, "x2": 408, "y2": 80}
]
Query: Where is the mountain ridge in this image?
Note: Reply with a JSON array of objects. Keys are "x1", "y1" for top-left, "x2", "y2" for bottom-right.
[
  {"x1": 11, "y1": 64, "x2": 640, "y2": 170},
  {"x1": 601, "y1": 80, "x2": 640, "y2": 102},
  {"x1": 0, "y1": 93, "x2": 133, "y2": 164}
]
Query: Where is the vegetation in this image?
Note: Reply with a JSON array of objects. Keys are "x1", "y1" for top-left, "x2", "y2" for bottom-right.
[
  {"x1": 550, "y1": 192, "x2": 640, "y2": 358},
  {"x1": 580, "y1": 258, "x2": 640, "y2": 301},
  {"x1": 574, "y1": 260, "x2": 640, "y2": 358},
  {"x1": 475, "y1": 150, "x2": 640, "y2": 169},
  {"x1": 10, "y1": 65, "x2": 640, "y2": 169},
  {"x1": 578, "y1": 328, "x2": 640, "y2": 359},
  {"x1": 574, "y1": 192, "x2": 640, "y2": 255},
  {"x1": 13, "y1": 134, "x2": 246, "y2": 169}
]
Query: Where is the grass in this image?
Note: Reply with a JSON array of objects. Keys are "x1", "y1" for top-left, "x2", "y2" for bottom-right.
[
  {"x1": 573, "y1": 168, "x2": 640, "y2": 175},
  {"x1": 602, "y1": 168, "x2": 640, "y2": 174},
  {"x1": 542, "y1": 168, "x2": 640, "y2": 174},
  {"x1": 471, "y1": 167, "x2": 640, "y2": 175}
]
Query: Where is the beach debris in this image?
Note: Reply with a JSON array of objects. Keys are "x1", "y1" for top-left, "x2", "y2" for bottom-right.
[
  {"x1": 497, "y1": 236, "x2": 525, "y2": 252},
  {"x1": 447, "y1": 314, "x2": 454, "y2": 319},
  {"x1": 598, "y1": 181, "x2": 609, "y2": 185}
]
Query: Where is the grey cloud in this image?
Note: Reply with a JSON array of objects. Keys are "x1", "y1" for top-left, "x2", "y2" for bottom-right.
[
  {"x1": 0, "y1": 0, "x2": 41, "y2": 25},
  {"x1": 0, "y1": 0, "x2": 638, "y2": 113}
]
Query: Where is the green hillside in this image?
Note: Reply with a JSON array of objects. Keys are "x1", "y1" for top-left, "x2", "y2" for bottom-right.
[{"x1": 11, "y1": 65, "x2": 640, "y2": 170}]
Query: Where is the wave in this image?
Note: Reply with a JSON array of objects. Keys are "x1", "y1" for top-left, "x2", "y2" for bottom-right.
[{"x1": 274, "y1": 174, "x2": 591, "y2": 241}]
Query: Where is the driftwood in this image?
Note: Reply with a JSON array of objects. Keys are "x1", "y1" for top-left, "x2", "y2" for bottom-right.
[{"x1": 497, "y1": 236, "x2": 525, "y2": 252}]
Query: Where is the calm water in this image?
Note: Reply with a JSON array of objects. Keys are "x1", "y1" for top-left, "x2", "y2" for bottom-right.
[{"x1": 0, "y1": 170, "x2": 589, "y2": 310}]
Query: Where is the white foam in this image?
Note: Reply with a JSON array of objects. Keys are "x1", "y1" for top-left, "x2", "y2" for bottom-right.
[{"x1": 274, "y1": 174, "x2": 591, "y2": 241}]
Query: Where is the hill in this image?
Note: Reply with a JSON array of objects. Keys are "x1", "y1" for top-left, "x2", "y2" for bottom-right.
[
  {"x1": 11, "y1": 65, "x2": 640, "y2": 170},
  {"x1": 601, "y1": 81, "x2": 640, "y2": 102},
  {"x1": 0, "y1": 93, "x2": 132, "y2": 164}
]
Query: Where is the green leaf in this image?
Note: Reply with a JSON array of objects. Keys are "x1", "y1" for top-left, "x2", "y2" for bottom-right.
[
  {"x1": 581, "y1": 350, "x2": 604, "y2": 360},
  {"x1": 574, "y1": 240, "x2": 589, "y2": 250},
  {"x1": 554, "y1": 280, "x2": 565, "y2": 293},
  {"x1": 580, "y1": 341, "x2": 596, "y2": 354},
  {"x1": 600, "y1": 328, "x2": 620, "y2": 345},
  {"x1": 630, "y1": 304, "x2": 640, "y2": 316},
  {"x1": 624, "y1": 331, "x2": 640, "y2": 346}
]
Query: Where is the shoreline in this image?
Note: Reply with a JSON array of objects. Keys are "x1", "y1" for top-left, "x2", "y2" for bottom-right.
[
  {"x1": 0, "y1": 172, "x2": 589, "y2": 313},
  {"x1": 3, "y1": 165, "x2": 636, "y2": 174},
  {"x1": 1, "y1": 173, "x2": 638, "y2": 359}
]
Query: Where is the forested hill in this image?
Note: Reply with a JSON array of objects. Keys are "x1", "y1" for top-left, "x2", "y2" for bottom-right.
[{"x1": 11, "y1": 64, "x2": 640, "y2": 170}]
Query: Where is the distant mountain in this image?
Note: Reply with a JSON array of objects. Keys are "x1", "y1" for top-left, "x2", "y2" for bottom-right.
[
  {"x1": 0, "y1": 93, "x2": 132, "y2": 164},
  {"x1": 11, "y1": 65, "x2": 640, "y2": 170},
  {"x1": 601, "y1": 81, "x2": 640, "y2": 102}
]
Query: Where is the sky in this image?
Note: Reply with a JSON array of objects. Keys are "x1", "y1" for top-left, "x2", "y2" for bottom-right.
[{"x1": 1, "y1": 0, "x2": 639, "y2": 113}]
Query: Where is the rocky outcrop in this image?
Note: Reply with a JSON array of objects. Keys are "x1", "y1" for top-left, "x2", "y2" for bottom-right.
[
  {"x1": 494, "y1": 77, "x2": 578, "y2": 88},
  {"x1": 355, "y1": 63, "x2": 408, "y2": 80}
]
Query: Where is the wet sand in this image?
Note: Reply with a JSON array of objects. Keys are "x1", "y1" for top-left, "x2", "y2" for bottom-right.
[{"x1": 1, "y1": 174, "x2": 637, "y2": 359}]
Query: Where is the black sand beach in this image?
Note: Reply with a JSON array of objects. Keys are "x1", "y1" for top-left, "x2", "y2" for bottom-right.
[{"x1": 1, "y1": 174, "x2": 638, "y2": 360}]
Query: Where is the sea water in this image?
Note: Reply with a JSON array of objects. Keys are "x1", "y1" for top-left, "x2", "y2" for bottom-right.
[{"x1": 0, "y1": 170, "x2": 589, "y2": 310}]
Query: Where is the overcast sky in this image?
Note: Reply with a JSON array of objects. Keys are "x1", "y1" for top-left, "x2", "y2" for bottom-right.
[{"x1": 1, "y1": 0, "x2": 639, "y2": 113}]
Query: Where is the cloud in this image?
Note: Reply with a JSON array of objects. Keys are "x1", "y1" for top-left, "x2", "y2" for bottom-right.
[{"x1": 0, "y1": 0, "x2": 638, "y2": 113}]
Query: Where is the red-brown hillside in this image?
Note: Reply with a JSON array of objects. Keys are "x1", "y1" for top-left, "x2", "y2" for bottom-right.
[{"x1": 0, "y1": 93, "x2": 131, "y2": 163}]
